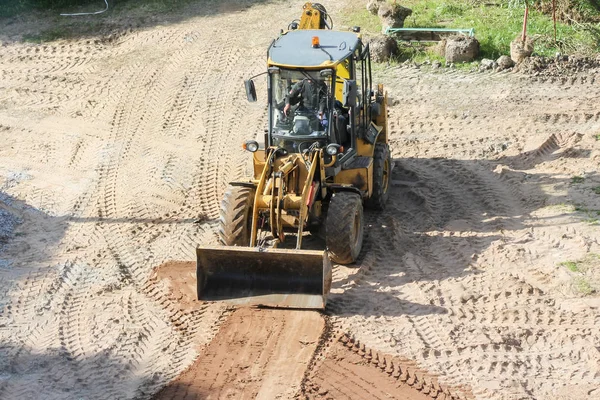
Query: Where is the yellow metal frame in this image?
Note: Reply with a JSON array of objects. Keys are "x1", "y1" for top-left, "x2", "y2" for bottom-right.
[
  {"x1": 299, "y1": 2, "x2": 323, "y2": 30},
  {"x1": 246, "y1": 2, "x2": 390, "y2": 250},
  {"x1": 250, "y1": 148, "x2": 322, "y2": 250}
]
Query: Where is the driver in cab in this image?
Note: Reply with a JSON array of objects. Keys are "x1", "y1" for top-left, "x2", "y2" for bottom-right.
[{"x1": 283, "y1": 79, "x2": 328, "y2": 121}]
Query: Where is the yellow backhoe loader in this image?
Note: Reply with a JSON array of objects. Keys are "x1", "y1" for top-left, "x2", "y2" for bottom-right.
[{"x1": 197, "y1": 3, "x2": 390, "y2": 309}]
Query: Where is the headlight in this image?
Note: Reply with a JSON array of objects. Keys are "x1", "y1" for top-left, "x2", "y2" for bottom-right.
[
  {"x1": 326, "y1": 144, "x2": 340, "y2": 156},
  {"x1": 244, "y1": 140, "x2": 259, "y2": 153}
]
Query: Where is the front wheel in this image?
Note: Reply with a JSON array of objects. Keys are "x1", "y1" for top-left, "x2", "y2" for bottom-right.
[
  {"x1": 365, "y1": 143, "x2": 391, "y2": 210},
  {"x1": 218, "y1": 185, "x2": 255, "y2": 246},
  {"x1": 325, "y1": 192, "x2": 364, "y2": 264}
]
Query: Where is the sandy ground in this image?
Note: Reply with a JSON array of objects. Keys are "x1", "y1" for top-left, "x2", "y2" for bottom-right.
[{"x1": 1, "y1": 0, "x2": 600, "y2": 399}]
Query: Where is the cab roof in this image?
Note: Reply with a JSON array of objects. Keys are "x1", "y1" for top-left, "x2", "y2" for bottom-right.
[{"x1": 268, "y1": 29, "x2": 361, "y2": 69}]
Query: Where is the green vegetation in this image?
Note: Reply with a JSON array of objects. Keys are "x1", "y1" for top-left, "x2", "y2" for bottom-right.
[
  {"x1": 23, "y1": 26, "x2": 84, "y2": 43},
  {"x1": 1, "y1": 0, "x2": 97, "y2": 18},
  {"x1": 560, "y1": 260, "x2": 580, "y2": 272},
  {"x1": 592, "y1": 186, "x2": 600, "y2": 194},
  {"x1": 341, "y1": 4, "x2": 382, "y2": 33},
  {"x1": 1, "y1": 0, "x2": 201, "y2": 42},
  {"x1": 343, "y1": 0, "x2": 600, "y2": 61},
  {"x1": 4, "y1": 1, "x2": 600, "y2": 55},
  {"x1": 1, "y1": 0, "x2": 198, "y2": 19},
  {"x1": 595, "y1": 133, "x2": 600, "y2": 141},
  {"x1": 573, "y1": 205, "x2": 600, "y2": 224},
  {"x1": 407, "y1": 0, "x2": 600, "y2": 58},
  {"x1": 560, "y1": 254, "x2": 600, "y2": 273},
  {"x1": 545, "y1": 203, "x2": 576, "y2": 212},
  {"x1": 560, "y1": 254, "x2": 600, "y2": 296},
  {"x1": 572, "y1": 175, "x2": 585, "y2": 183},
  {"x1": 574, "y1": 277, "x2": 595, "y2": 295}
]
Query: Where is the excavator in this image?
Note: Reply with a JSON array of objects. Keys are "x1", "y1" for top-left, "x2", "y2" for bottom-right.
[{"x1": 196, "y1": 3, "x2": 390, "y2": 309}]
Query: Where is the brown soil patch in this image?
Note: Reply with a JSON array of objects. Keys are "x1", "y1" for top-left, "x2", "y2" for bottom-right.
[
  {"x1": 153, "y1": 307, "x2": 324, "y2": 399},
  {"x1": 150, "y1": 261, "x2": 200, "y2": 314}
]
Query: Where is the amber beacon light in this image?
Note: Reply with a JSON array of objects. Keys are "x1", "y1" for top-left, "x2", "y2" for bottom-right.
[{"x1": 312, "y1": 36, "x2": 320, "y2": 48}]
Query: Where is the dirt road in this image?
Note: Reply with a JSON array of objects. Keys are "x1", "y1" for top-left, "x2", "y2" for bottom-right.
[{"x1": 1, "y1": 0, "x2": 600, "y2": 399}]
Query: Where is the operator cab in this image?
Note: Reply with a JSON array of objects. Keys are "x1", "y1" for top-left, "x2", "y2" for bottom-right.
[
  {"x1": 244, "y1": 29, "x2": 373, "y2": 163},
  {"x1": 269, "y1": 69, "x2": 333, "y2": 153}
]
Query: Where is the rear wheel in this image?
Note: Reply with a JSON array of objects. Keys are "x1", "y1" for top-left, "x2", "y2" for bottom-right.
[
  {"x1": 365, "y1": 143, "x2": 391, "y2": 210},
  {"x1": 325, "y1": 192, "x2": 364, "y2": 264},
  {"x1": 218, "y1": 185, "x2": 255, "y2": 246}
]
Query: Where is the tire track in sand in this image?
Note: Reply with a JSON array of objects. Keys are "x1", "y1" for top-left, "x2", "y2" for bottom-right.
[
  {"x1": 327, "y1": 66, "x2": 600, "y2": 399},
  {"x1": 302, "y1": 332, "x2": 473, "y2": 400}
]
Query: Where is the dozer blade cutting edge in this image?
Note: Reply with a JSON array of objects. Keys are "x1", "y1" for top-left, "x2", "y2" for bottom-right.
[{"x1": 196, "y1": 246, "x2": 332, "y2": 309}]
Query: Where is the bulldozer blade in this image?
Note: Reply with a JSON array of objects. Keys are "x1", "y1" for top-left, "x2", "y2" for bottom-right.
[{"x1": 196, "y1": 246, "x2": 332, "y2": 309}]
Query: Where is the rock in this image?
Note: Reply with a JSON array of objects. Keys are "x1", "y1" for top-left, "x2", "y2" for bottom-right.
[
  {"x1": 366, "y1": 0, "x2": 385, "y2": 15},
  {"x1": 366, "y1": 34, "x2": 399, "y2": 63},
  {"x1": 432, "y1": 60, "x2": 442, "y2": 69},
  {"x1": 444, "y1": 35, "x2": 479, "y2": 63},
  {"x1": 378, "y1": 3, "x2": 412, "y2": 33},
  {"x1": 496, "y1": 55, "x2": 515, "y2": 70},
  {"x1": 510, "y1": 37, "x2": 534, "y2": 64},
  {"x1": 515, "y1": 56, "x2": 547, "y2": 74},
  {"x1": 480, "y1": 58, "x2": 496, "y2": 70}
]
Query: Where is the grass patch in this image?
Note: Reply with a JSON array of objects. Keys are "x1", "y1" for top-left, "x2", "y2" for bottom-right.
[
  {"x1": 560, "y1": 254, "x2": 600, "y2": 296},
  {"x1": 403, "y1": 0, "x2": 600, "y2": 58},
  {"x1": 343, "y1": 1, "x2": 600, "y2": 62},
  {"x1": 572, "y1": 175, "x2": 585, "y2": 184},
  {"x1": 0, "y1": 0, "x2": 102, "y2": 18},
  {"x1": 561, "y1": 260, "x2": 580, "y2": 272},
  {"x1": 1, "y1": 0, "x2": 206, "y2": 42},
  {"x1": 573, "y1": 206, "x2": 600, "y2": 224},
  {"x1": 23, "y1": 26, "x2": 82, "y2": 43},
  {"x1": 1, "y1": 0, "x2": 201, "y2": 20},
  {"x1": 340, "y1": 4, "x2": 382, "y2": 33},
  {"x1": 560, "y1": 253, "x2": 600, "y2": 271},
  {"x1": 574, "y1": 206, "x2": 600, "y2": 213},
  {"x1": 117, "y1": 0, "x2": 198, "y2": 14},
  {"x1": 545, "y1": 203, "x2": 576, "y2": 212},
  {"x1": 574, "y1": 277, "x2": 595, "y2": 295},
  {"x1": 595, "y1": 134, "x2": 600, "y2": 141},
  {"x1": 592, "y1": 186, "x2": 600, "y2": 194}
]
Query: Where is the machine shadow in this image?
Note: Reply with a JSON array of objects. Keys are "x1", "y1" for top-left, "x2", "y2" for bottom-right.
[
  {"x1": 326, "y1": 152, "x2": 598, "y2": 318},
  {"x1": 0, "y1": 191, "x2": 69, "y2": 293},
  {"x1": 0, "y1": 341, "x2": 175, "y2": 399}
]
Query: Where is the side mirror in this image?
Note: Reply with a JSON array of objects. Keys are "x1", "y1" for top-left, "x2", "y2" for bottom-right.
[
  {"x1": 342, "y1": 80, "x2": 357, "y2": 107},
  {"x1": 244, "y1": 79, "x2": 257, "y2": 102}
]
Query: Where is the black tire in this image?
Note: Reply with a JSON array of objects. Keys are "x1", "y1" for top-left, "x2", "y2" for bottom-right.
[
  {"x1": 325, "y1": 192, "x2": 364, "y2": 264},
  {"x1": 365, "y1": 143, "x2": 391, "y2": 210},
  {"x1": 218, "y1": 185, "x2": 255, "y2": 246}
]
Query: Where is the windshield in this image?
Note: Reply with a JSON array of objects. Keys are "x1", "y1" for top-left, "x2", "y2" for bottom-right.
[{"x1": 270, "y1": 69, "x2": 333, "y2": 153}]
